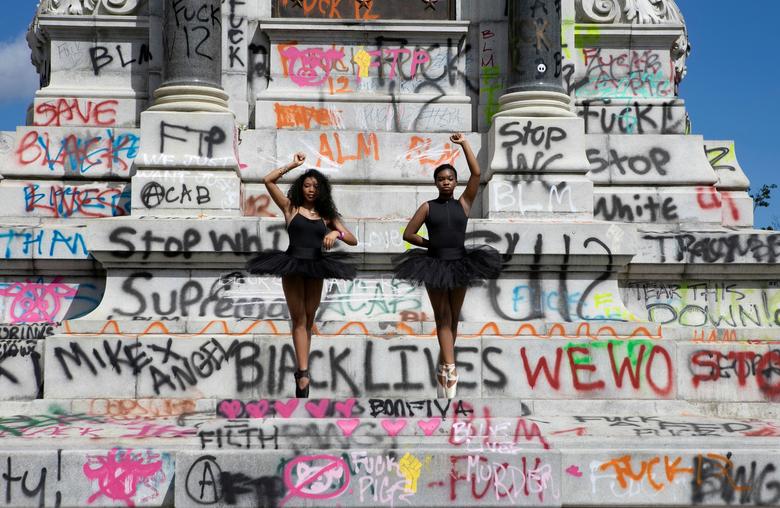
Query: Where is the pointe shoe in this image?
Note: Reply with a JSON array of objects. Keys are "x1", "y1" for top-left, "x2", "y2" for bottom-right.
[
  {"x1": 436, "y1": 363, "x2": 458, "y2": 399},
  {"x1": 294, "y1": 369, "x2": 310, "y2": 399}
]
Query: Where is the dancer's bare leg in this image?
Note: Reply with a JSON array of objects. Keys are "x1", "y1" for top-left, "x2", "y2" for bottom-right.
[
  {"x1": 427, "y1": 287, "x2": 457, "y2": 389},
  {"x1": 283, "y1": 275, "x2": 310, "y2": 391}
]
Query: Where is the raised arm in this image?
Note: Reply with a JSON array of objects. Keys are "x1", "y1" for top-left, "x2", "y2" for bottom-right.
[
  {"x1": 264, "y1": 153, "x2": 305, "y2": 221},
  {"x1": 402, "y1": 202, "x2": 430, "y2": 249},
  {"x1": 323, "y1": 217, "x2": 358, "y2": 250},
  {"x1": 451, "y1": 133, "x2": 480, "y2": 215}
]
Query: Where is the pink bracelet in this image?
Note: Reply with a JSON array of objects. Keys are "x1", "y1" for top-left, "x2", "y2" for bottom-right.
[{"x1": 338, "y1": 231, "x2": 345, "y2": 240}]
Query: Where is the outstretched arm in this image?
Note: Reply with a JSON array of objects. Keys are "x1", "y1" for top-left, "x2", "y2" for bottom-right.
[
  {"x1": 324, "y1": 217, "x2": 358, "y2": 250},
  {"x1": 452, "y1": 133, "x2": 480, "y2": 215},
  {"x1": 402, "y1": 202, "x2": 430, "y2": 248},
  {"x1": 264, "y1": 153, "x2": 305, "y2": 221}
]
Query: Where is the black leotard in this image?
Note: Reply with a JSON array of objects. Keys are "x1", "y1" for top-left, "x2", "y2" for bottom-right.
[
  {"x1": 287, "y1": 213, "x2": 327, "y2": 259},
  {"x1": 426, "y1": 197, "x2": 467, "y2": 260},
  {"x1": 247, "y1": 211, "x2": 354, "y2": 279},
  {"x1": 394, "y1": 196, "x2": 501, "y2": 288}
]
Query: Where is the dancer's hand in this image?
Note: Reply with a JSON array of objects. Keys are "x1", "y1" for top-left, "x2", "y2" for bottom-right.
[
  {"x1": 292, "y1": 153, "x2": 306, "y2": 167},
  {"x1": 323, "y1": 230, "x2": 340, "y2": 250},
  {"x1": 450, "y1": 133, "x2": 467, "y2": 146}
]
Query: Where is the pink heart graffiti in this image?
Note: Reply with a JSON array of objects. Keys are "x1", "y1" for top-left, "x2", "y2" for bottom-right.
[
  {"x1": 336, "y1": 419, "x2": 360, "y2": 437},
  {"x1": 381, "y1": 419, "x2": 408, "y2": 437},
  {"x1": 218, "y1": 400, "x2": 243, "y2": 419},
  {"x1": 565, "y1": 465, "x2": 583, "y2": 478},
  {"x1": 274, "y1": 399, "x2": 300, "y2": 418},
  {"x1": 305, "y1": 399, "x2": 331, "y2": 418},
  {"x1": 245, "y1": 400, "x2": 270, "y2": 419},
  {"x1": 417, "y1": 418, "x2": 442, "y2": 436},
  {"x1": 333, "y1": 399, "x2": 357, "y2": 418}
]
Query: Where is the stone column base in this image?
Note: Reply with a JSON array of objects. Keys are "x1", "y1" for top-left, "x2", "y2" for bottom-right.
[
  {"x1": 494, "y1": 91, "x2": 575, "y2": 118},
  {"x1": 147, "y1": 85, "x2": 230, "y2": 113}
]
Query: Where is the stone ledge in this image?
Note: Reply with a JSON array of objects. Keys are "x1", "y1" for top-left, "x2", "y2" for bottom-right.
[
  {"x1": 7, "y1": 397, "x2": 780, "y2": 420},
  {"x1": 258, "y1": 18, "x2": 470, "y2": 34},
  {"x1": 58, "y1": 319, "x2": 659, "y2": 337}
]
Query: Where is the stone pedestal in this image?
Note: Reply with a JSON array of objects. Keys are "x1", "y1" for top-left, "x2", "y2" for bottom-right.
[
  {"x1": 486, "y1": 114, "x2": 591, "y2": 219},
  {"x1": 30, "y1": 13, "x2": 151, "y2": 126},
  {"x1": 132, "y1": 109, "x2": 241, "y2": 217},
  {"x1": 131, "y1": 0, "x2": 240, "y2": 217}
]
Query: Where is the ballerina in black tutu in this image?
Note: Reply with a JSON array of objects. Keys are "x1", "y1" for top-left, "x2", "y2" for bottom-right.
[
  {"x1": 246, "y1": 153, "x2": 357, "y2": 398},
  {"x1": 395, "y1": 133, "x2": 502, "y2": 399}
]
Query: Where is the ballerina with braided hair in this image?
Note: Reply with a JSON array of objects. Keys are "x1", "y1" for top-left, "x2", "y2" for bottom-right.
[{"x1": 246, "y1": 153, "x2": 358, "y2": 398}]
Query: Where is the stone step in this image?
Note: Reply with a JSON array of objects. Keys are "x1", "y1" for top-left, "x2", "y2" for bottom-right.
[
  {"x1": 2, "y1": 416, "x2": 779, "y2": 452},
  {"x1": 56, "y1": 318, "x2": 780, "y2": 341},
  {"x1": 35, "y1": 334, "x2": 780, "y2": 402},
  {"x1": 8, "y1": 333, "x2": 780, "y2": 397},
  {"x1": 4, "y1": 397, "x2": 780, "y2": 421},
  {"x1": 1, "y1": 404, "x2": 778, "y2": 450},
  {"x1": 0, "y1": 407, "x2": 778, "y2": 506},
  {"x1": 59, "y1": 319, "x2": 666, "y2": 337},
  {"x1": 1, "y1": 445, "x2": 776, "y2": 506},
  {"x1": 8, "y1": 326, "x2": 780, "y2": 403}
]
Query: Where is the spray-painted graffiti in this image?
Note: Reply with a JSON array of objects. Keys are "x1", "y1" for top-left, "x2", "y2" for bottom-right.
[
  {"x1": 23, "y1": 183, "x2": 130, "y2": 218},
  {"x1": 625, "y1": 280, "x2": 780, "y2": 328},
  {"x1": 581, "y1": 452, "x2": 780, "y2": 505},
  {"x1": 0, "y1": 228, "x2": 89, "y2": 259},
  {"x1": 578, "y1": 99, "x2": 684, "y2": 134},
  {"x1": 82, "y1": 448, "x2": 169, "y2": 506},
  {"x1": 274, "y1": 35, "x2": 473, "y2": 99},
  {"x1": 689, "y1": 348, "x2": 780, "y2": 398},
  {"x1": 49, "y1": 336, "x2": 676, "y2": 399},
  {"x1": 0, "y1": 278, "x2": 77, "y2": 324},
  {"x1": 0, "y1": 277, "x2": 101, "y2": 324},
  {"x1": 479, "y1": 26, "x2": 503, "y2": 128},
  {"x1": 274, "y1": 103, "x2": 344, "y2": 129},
  {"x1": 15, "y1": 129, "x2": 140, "y2": 174},
  {"x1": 182, "y1": 451, "x2": 559, "y2": 506},
  {"x1": 275, "y1": 0, "x2": 453, "y2": 20},
  {"x1": 641, "y1": 233, "x2": 780, "y2": 264},
  {"x1": 594, "y1": 194, "x2": 679, "y2": 223},
  {"x1": 567, "y1": 48, "x2": 672, "y2": 98},
  {"x1": 33, "y1": 98, "x2": 119, "y2": 127}
]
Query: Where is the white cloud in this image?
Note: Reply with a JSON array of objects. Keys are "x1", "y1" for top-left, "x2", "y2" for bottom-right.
[{"x1": 0, "y1": 33, "x2": 39, "y2": 103}]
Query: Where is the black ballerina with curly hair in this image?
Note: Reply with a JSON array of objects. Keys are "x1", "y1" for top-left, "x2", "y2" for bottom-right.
[
  {"x1": 286, "y1": 169, "x2": 340, "y2": 221},
  {"x1": 246, "y1": 154, "x2": 358, "y2": 398}
]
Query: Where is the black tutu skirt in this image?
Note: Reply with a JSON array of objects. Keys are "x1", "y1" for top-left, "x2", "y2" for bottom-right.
[
  {"x1": 246, "y1": 248, "x2": 356, "y2": 280},
  {"x1": 393, "y1": 245, "x2": 502, "y2": 289}
]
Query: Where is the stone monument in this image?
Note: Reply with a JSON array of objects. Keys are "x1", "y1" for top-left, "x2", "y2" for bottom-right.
[{"x1": 0, "y1": 0, "x2": 774, "y2": 505}]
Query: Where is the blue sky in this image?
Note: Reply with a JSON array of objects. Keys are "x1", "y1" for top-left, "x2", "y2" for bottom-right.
[{"x1": 0, "y1": 1, "x2": 777, "y2": 227}]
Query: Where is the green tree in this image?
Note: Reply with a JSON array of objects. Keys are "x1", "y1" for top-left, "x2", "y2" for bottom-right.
[{"x1": 750, "y1": 183, "x2": 777, "y2": 210}]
